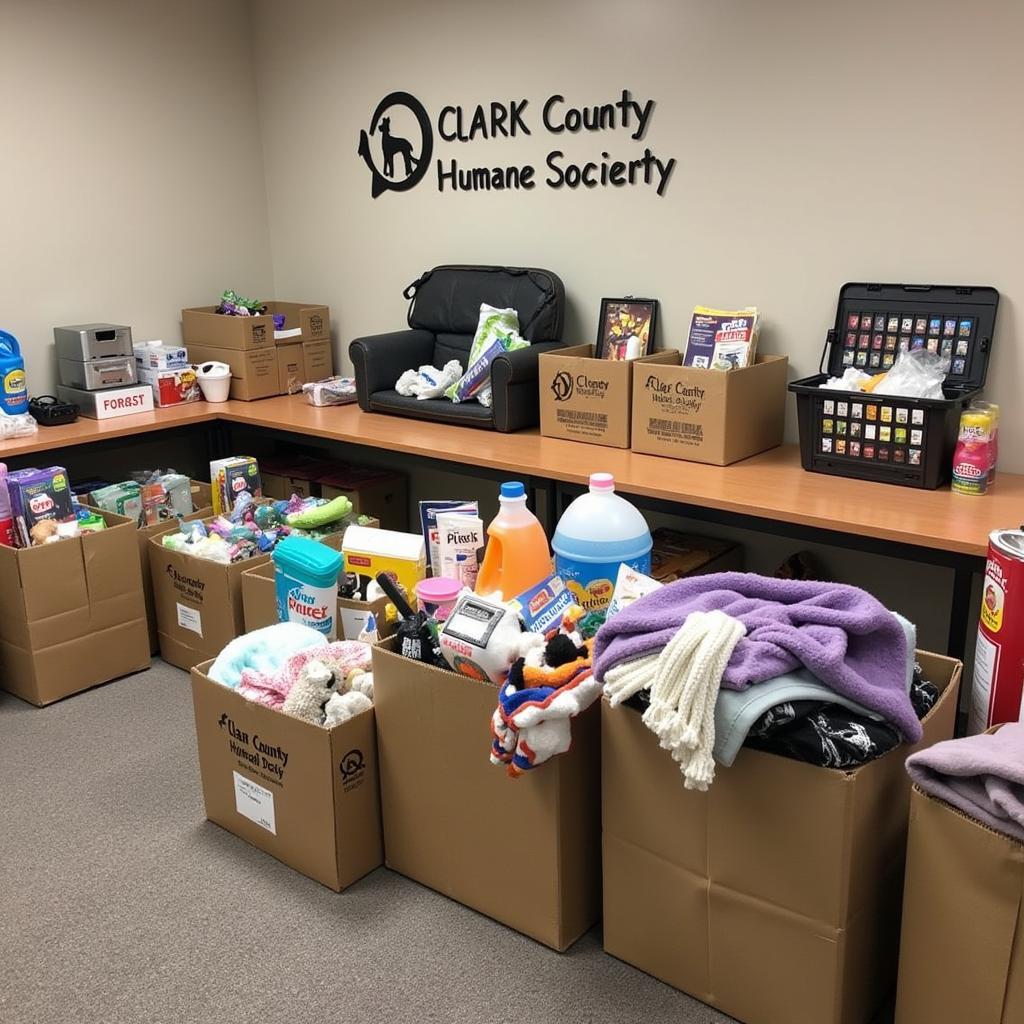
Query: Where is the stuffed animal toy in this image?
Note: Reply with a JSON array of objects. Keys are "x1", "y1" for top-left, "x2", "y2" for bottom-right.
[
  {"x1": 281, "y1": 660, "x2": 337, "y2": 725},
  {"x1": 237, "y1": 640, "x2": 373, "y2": 711},
  {"x1": 324, "y1": 690, "x2": 372, "y2": 728},
  {"x1": 490, "y1": 628, "x2": 601, "y2": 777}
]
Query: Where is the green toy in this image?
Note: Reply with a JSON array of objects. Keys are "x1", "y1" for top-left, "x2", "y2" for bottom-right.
[{"x1": 286, "y1": 495, "x2": 353, "y2": 529}]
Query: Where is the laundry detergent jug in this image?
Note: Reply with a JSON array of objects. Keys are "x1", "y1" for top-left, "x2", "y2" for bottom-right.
[
  {"x1": 474, "y1": 481, "x2": 552, "y2": 601},
  {"x1": 552, "y1": 472, "x2": 652, "y2": 614},
  {"x1": 0, "y1": 331, "x2": 28, "y2": 416}
]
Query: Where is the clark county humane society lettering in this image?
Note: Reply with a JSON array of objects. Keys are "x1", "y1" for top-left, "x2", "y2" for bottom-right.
[{"x1": 357, "y1": 89, "x2": 676, "y2": 199}]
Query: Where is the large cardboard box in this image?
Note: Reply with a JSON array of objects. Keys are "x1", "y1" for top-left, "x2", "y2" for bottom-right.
[
  {"x1": 895, "y1": 782, "x2": 1024, "y2": 1024},
  {"x1": 186, "y1": 343, "x2": 279, "y2": 401},
  {"x1": 190, "y1": 662, "x2": 382, "y2": 891},
  {"x1": 149, "y1": 530, "x2": 271, "y2": 671},
  {"x1": 631, "y1": 353, "x2": 788, "y2": 465},
  {"x1": 137, "y1": 481, "x2": 213, "y2": 655},
  {"x1": 539, "y1": 344, "x2": 678, "y2": 448},
  {"x1": 182, "y1": 306, "x2": 275, "y2": 350},
  {"x1": 277, "y1": 342, "x2": 306, "y2": 395},
  {"x1": 0, "y1": 510, "x2": 150, "y2": 705},
  {"x1": 372, "y1": 641, "x2": 601, "y2": 950},
  {"x1": 650, "y1": 528, "x2": 743, "y2": 582},
  {"x1": 182, "y1": 302, "x2": 329, "y2": 351},
  {"x1": 602, "y1": 650, "x2": 961, "y2": 1024}
]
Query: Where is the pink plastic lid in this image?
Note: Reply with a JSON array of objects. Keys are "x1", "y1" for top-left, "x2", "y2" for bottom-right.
[
  {"x1": 589, "y1": 472, "x2": 615, "y2": 491},
  {"x1": 415, "y1": 577, "x2": 463, "y2": 602}
]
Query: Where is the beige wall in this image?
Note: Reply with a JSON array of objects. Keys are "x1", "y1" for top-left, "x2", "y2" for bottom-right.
[
  {"x1": 0, "y1": 0, "x2": 273, "y2": 394},
  {"x1": 251, "y1": 0, "x2": 1023, "y2": 468}
]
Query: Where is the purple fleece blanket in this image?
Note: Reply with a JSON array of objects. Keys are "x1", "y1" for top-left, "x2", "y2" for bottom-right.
[
  {"x1": 594, "y1": 572, "x2": 921, "y2": 741},
  {"x1": 906, "y1": 723, "x2": 1024, "y2": 844}
]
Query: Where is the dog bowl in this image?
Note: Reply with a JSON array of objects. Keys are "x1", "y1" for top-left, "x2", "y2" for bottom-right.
[{"x1": 195, "y1": 361, "x2": 232, "y2": 403}]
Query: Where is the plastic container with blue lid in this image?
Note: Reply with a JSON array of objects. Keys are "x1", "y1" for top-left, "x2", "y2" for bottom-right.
[
  {"x1": 273, "y1": 535, "x2": 343, "y2": 639},
  {"x1": 552, "y1": 473, "x2": 652, "y2": 614}
]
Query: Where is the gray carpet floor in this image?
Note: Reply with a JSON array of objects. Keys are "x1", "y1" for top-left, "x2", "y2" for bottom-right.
[{"x1": 0, "y1": 662, "x2": 733, "y2": 1024}]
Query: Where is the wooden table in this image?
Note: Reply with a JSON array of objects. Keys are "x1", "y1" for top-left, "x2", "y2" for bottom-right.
[{"x1": 4, "y1": 395, "x2": 1020, "y2": 655}]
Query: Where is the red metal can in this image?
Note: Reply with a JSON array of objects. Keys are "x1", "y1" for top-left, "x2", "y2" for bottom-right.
[{"x1": 969, "y1": 529, "x2": 1024, "y2": 732}]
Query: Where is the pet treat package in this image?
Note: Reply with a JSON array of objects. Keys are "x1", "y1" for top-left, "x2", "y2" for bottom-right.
[
  {"x1": 445, "y1": 304, "x2": 529, "y2": 405},
  {"x1": 91, "y1": 481, "x2": 143, "y2": 525},
  {"x1": 435, "y1": 512, "x2": 484, "y2": 587},
  {"x1": 7, "y1": 466, "x2": 76, "y2": 547},
  {"x1": 210, "y1": 456, "x2": 263, "y2": 516},
  {"x1": 508, "y1": 573, "x2": 575, "y2": 634},
  {"x1": 683, "y1": 306, "x2": 760, "y2": 370}
]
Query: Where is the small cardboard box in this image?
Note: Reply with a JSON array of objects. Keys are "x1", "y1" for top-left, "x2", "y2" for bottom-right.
[
  {"x1": 317, "y1": 467, "x2": 408, "y2": 532},
  {"x1": 303, "y1": 340, "x2": 334, "y2": 382},
  {"x1": 186, "y1": 343, "x2": 279, "y2": 401},
  {"x1": 0, "y1": 510, "x2": 150, "y2": 705},
  {"x1": 277, "y1": 342, "x2": 306, "y2": 395},
  {"x1": 372, "y1": 640, "x2": 601, "y2": 950},
  {"x1": 136, "y1": 364, "x2": 201, "y2": 407},
  {"x1": 55, "y1": 383, "x2": 155, "y2": 419},
  {"x1": 895, "y1": 783, "x2": 1024, "y2": 1024},
  {"x1": 602, "y1": 650, "x2": 961, "y2": 1024},
  {"x1": 631, "y1": 353, "x2": 788, "y2": 465},
  {"x1": 190, "y1": 661, "x2": 382, "y2": 891},
  {"x1": 539, "y1": 344, "x2": 678, "y2": 448},
  {"x1": 241, "y1": 533, "x2": 390, "y2": 641},
  {"x1": 149, "y1": 529, "x2": 271, "y2": 671}
]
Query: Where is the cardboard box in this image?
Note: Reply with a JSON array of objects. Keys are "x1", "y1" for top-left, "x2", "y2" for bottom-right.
[
  {"x1": 241, "y1": 533, "x2": 390, "y2": 642},
  {"x1": 182, "y1": 302, "x2": 330, "y2": 351},
  {"x1": 136, "y1": 364, "x2": 201, "y2": 407},
  {"x1": 181, "y1": 306, "x2": 275, "y2": 351},
  {"x1": 601, "y1": 650, "x2": 962, "y2": 1024},
  {"x1": 317, "y1": 467, "x2": 408, "y2": 532},
  {"x1": 303, "y1": 340, "x2": 334, "y2": 382},
  {"x1": 190, "y1": 661, "x2": 382, "y2": 891},
  {"x1": 650, "y1": 528, "x2": 743, "y2": 582},
  {"x1": 266, "y1": 301, "x2": 330, "y2": 343},
  {"x1": 539, "y1": 344, "x2": 678, "y2": 448},
  {"x1": 0, "y1": 510, "x2": 150, "y2": 705},
  {"x1": 149, "y1": 528, "x2": 271, "y2": 671},
  {"x1": 136, "y1": 481, "x2": 212, "y2": 655},
  {"x1": 186, "y1": 343, "x2": 279, "y2": 401},
  {"x1": 630, "y1": 353, "x2": 788, "y2": 465},
  {"x1": 372, "y1": 640, "x2": 601, "y2": 950},
  {"x1": 895, "y1": 783, "x2": 1024, "y2": 1024},
  {"x1": 277, "y1": 342, "x2": 306, "y2": 395},
  {"x1": 56, "y1": 383, "x2": 154, "y2": 419}
]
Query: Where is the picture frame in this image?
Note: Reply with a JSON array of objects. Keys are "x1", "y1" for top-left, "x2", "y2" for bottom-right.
[{"x1": 595, "y1": 297, "x2": 659, "y2": 361}]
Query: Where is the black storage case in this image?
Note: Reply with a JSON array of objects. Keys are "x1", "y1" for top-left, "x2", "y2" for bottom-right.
[{"x1": 790, "y1": 283, "x2": 998, "y2": 489}]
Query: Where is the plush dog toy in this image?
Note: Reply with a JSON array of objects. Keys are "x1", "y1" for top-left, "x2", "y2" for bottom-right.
[
  {"x1": 490, "y1": 622, "x2": 601, "y2": 777},
  {"x1": 281, "y1": 660, "x2": 337, "y2": 725}
]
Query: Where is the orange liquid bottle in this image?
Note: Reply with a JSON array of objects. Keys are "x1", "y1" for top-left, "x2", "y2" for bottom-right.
[{"x1": 475, "y1": 481, "x2": 552, "y2": 601}]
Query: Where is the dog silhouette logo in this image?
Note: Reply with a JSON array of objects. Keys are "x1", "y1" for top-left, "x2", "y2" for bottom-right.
[
  {"x1": 551, "y1": 370, "x2": 574, "y2": 402},
  {"x1": 358, "y1": 92, "x2": 433, "y2": 199},
  {"x1": 339, "y1": 748, "x2": 366, "y2": 781}
]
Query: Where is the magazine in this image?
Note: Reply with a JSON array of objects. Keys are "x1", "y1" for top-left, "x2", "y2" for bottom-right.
[{"x1": 683, "y1": 306, "x2": 760, "y2": 370}]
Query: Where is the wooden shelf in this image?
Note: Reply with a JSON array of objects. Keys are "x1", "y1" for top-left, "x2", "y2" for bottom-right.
[{"x1": 3, "y1": 395, "x2": 1019, "y2": 558}]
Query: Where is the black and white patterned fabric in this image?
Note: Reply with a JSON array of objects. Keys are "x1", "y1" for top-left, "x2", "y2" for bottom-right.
[{"x1": 744, "y1": 666, "x2": 938, "y2": 769}]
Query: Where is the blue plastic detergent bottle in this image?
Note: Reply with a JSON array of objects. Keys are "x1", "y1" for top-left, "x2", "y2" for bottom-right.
[
  {"x1": 0, "y1": 331, "x2": 28, "y2": 416},
  {"x1": 552, "y1": 473, "x2": 652, "y2": 614},
  {"x1": 272, "y1": 536, "x2": 343, "y2": 639}
]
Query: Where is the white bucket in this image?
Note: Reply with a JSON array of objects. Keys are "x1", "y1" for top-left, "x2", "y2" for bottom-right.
[{"x1": 195, "y1": 361, "x2": 232, "y2": 403}]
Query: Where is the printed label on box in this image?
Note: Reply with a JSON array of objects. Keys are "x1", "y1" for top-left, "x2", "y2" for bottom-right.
[
  {"x1": 176, "y1": 603, "x2": 203, "y2": 636},
  {"x1": 233, "y1": 771, "x2": 276, "y2": 834}
]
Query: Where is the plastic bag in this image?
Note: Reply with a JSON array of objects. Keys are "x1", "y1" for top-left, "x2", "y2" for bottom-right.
[
  {"x1": 872, "y1": 348, "x2": 949, "y2": 399},
  {"x1": 821, "y1": 368, "x2": 872, "y2": 392},
  {"x1": 0, "y1": 413, "x2": 38, "y2": 438}
]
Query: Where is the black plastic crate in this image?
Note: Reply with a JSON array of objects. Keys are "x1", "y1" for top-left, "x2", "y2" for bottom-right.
[{"x1": 790, "y1": 283, "x2": 999, "y2": 489}]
